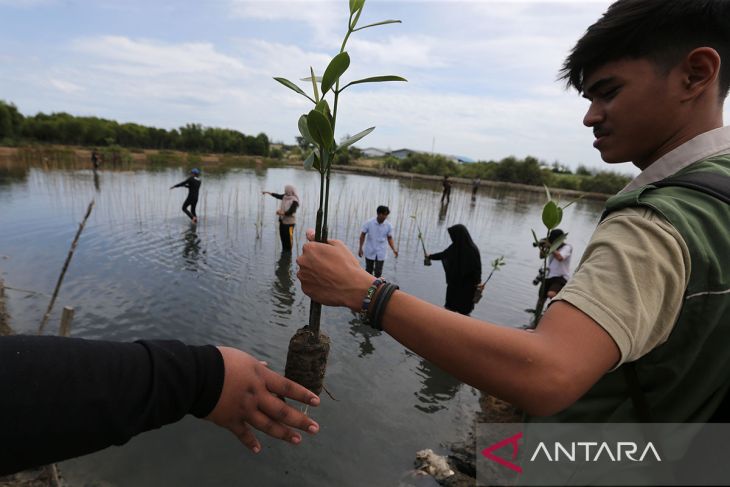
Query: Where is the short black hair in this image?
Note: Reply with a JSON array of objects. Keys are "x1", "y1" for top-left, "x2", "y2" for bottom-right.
[
  {"x1": 560, "y1": 0, "x2": 730, "y2": 100},
  {"x1": 377, "y1": 205, "x2": 390, "y2": 215},
  {"x1": 548, "y1": 229, "x2": 564, "y2": 242}
]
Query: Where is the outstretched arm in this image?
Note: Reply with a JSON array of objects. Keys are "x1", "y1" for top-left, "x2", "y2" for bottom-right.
[
  {"x1": 0, "y1": 336, "x2": 319, "y2": 475},
  {"x1": 296, "y1": 239, "x2": 619, "y2": 417}
]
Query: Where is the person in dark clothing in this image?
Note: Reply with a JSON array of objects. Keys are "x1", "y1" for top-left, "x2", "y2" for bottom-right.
[
  {"x1": 428, "y1": 224, "x2": 482, "y2": 315},
  {"x1": 91, "y1": 149, "x2": 100, "y2": 170},
  {"x1": 440, "y1": 175, "x2": 451, "y2": 204},
  {"x1": 262, "y1": 185, "x2": 299, "y2": 252},
  {"x1": 171, "y1": 168, "x2": 202, "y2": 223},
  {"x1": 0, "y1": 335, "x2": 320, "y2": 476}
]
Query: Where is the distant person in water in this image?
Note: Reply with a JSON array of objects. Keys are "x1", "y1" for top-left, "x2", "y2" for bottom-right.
[
  {"x1": 471, "y1": 177, "x2": 480, "y2": 199},
  {"x1": 359, "y1": 205, "x2": 398, "y2": 278},
  {"x1": 262, "y1": 185, "x2": 299, "y2": 252},
  {"x1": 91, "y1": 149, "x2": 100, "y2": 170},
  {"x1": 171, "y1": 168, "x2": 201, "y2": 223},
  {"x1": 441, "y1": 175, "x2": 451, "y2": 204},
  {"x1": 428, "y1": 224, "x2": 482, "y2": 315}
]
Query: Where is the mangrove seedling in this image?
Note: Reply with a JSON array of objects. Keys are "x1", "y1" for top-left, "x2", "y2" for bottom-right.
[
  {"x1": 473, "y1": 255, "x2": 505, "y2": 304},
  {"x1": 529, "y1": 186, "x2": 578, "y2": 326},
  {"x1": 410, "y1": 214, "x2": 431, "y2": 266},
  {"x1": 275, "y1": 0, "x2": 406, "y2": 395}
]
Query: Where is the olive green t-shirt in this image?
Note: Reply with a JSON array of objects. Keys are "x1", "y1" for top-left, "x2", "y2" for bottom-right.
[{"x1": 553, "y1": 206, "x2": 690, "y2": 367}]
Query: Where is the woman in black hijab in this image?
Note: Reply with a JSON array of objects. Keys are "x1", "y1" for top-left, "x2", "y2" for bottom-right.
[{"x1": 428, "y1": 224, "x2": 482, "y2": 315}]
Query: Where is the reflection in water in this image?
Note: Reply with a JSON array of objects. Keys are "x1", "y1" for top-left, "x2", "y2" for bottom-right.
[
  {"x1": 413, "y1": 357, "x2": 463, "y2": 413},
  {"x1": 93, "y1": 169, "x2": 101, "y2": 192},
  {"x1": 182, "y1": 225, "x2": 202, "y2": 271},
  {"x1": 348, "y1": 316, "x2": 381, "y2": 357},
  {"x1": 438, "y1": 201, "x2": 449, "y2": 223},
  {"x1": 272, "y1": 252, "x2": 295, "y2": 321}
]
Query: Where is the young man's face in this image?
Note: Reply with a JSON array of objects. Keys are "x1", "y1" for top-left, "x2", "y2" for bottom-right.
[
  {"x1": 376, "y1": 212, "x2": 389, "y2": 223},
  {"x1": 582, "y1": 58, "x2": 685, "y2": 169}
]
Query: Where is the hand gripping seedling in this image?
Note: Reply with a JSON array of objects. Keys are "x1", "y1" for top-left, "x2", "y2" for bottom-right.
[
  {"x1": 410, "y1": 214, "x2": 431, "y2": 266},
  {"x1": 275, "y1": 0, "x2": 406, "y2": 395}
]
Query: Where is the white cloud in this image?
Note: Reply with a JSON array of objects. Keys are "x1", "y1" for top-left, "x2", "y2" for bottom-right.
[{"x1": 48, "y1": 78, "x2": 83, "y2": 93}]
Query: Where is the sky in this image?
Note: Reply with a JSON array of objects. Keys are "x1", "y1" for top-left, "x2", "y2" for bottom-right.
[{"x1": 1, "y1": 1, "x2": 728, "y2": 174}]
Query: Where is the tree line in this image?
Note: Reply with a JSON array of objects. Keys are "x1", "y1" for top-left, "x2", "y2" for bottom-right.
[
  {"x1": 0, "y1": 100, "x2": 270, "y2": 156},
  {"x1": 385, "y1": 153, "x2": 632, "y2": 195}
]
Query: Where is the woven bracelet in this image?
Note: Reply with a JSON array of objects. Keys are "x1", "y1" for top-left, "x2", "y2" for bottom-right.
[
  {"x1": 370, "y1": 282, "x2": 399, "y2": 331},
  {"x1": 360, "y1": 278, "x2": 384, "y2": 322}
]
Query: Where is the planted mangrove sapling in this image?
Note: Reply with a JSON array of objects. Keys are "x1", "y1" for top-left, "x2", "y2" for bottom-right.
[
  {"x1": 410, "y1": 214, "x2": 431, "y2": 266},
  {"x1": 473, "y1": 255, "x2": 505, "y2": 304},
  {"x1": 529, "y1": 186, "x2": 579, "y2": 326},
  {"x1": 275, "y1": 0, "x2": 406, "y2": 395}
]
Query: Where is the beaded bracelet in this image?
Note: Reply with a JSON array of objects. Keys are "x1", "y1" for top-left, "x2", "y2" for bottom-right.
[
  {"x1": 360, "y1": 278, "x2": 385, "y2": 322},
  {"x1": 369, "y1": 282, "x2": 399, "y2": 331}
]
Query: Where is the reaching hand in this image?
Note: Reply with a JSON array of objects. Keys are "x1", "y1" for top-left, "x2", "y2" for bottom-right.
[
  {"x1": 298, "y1": 230, "x2": 372, "y2": 311},
  {"x1": 206, "y1": 347, "x2": 320, "y2": 454},
  {"x1": 358, "y1": 248, "x2": 364, "y2": 258},
  {"x1": 393, "y1": 249, "x2": 399, "y2": 258}
]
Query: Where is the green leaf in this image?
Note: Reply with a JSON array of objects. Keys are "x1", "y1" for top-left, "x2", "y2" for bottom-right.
[
  {"x1": 300, "y1": 76, "x2": 323, "y2": 82},
  {"x1": 561, "y1": 195, "x2": 583, "y2": 210},
  {"x1": 548, "y1": 234, "x2": 567, "y2": 254},
  {"x1": 349, "y1": 0, "x2": 357, "y2": 14},
  {"x1": 542, "y1": 201, "x2": 560, "y2": 230},
  {"x1": 340, "y1": 75, "x2": 407, "y2": 92},
  {"x1": 338, "y1": 127, "x2": 374, "y2": 149},
  {"x1": 320, "y1": 148, "x2": 331, "y2": 171},
  {"x1": 273, "y1": 77, "x2": 315, "y2": 103},
  {"x1": 303, "y1": 152, "x2": 315, "y2": 170},
  {"x1": 310, "y1": 67, "x2": 320, "y2": 103},
  {"x1": 307, "y1": 109, "x2": 333, "y2": 150},
  {"x1": 556, "y1": 206, "x2": 563, "y2": 227},
  {"x1": 298, "y1": 115, "x2": 315, "y2": 145},
  {"x1": 321, "y1": 52, "x2": 351, "y2": 95},
  {"x1": 314, "y1": 100, "x2": 332, "y2": 124},
  {"x1": 353, "y1": 19, "x2": 401, "y2": 31}
]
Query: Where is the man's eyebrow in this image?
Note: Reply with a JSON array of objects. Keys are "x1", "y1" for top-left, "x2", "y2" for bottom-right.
[{"x1": 582, "y1": 77, "x2": 617, "y2": 99}]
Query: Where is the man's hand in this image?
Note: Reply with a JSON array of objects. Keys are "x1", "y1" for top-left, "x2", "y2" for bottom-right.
[
  {"x1": 206, "y1": 347, "x2": 320, "y2": 454},
  {"x1": 393, "y1": 249, "x2": 399, "y2": 258},
  {"x1": 358, "y1": 248, "x2": 364, "y2": 258}
]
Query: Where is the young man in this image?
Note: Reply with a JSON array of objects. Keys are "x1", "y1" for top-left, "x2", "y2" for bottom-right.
[
  {"x1": 297, "y1": 0, "x2": 730, "y2": 423},
  {"x1": 170, "y1": 168, "x2": 201, "y2": 223},
  {"x1": 358, "y1": 205, "x2": 398, "y2": 278},
  {"x1": 440, "y1": 175, "x2": 451, "y2": 204}
]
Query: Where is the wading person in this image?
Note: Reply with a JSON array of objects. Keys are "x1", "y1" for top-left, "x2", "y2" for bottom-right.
[
  {"x1": 0, "y1": 335, "x2": 320, "y2": 475},
  {"x1": 170, "y1": 168, "x2": 201, "y2": 223},
  {"x1": 263, "y1": 185, "x2": 299, "y2": 252},
  {"x1": 540, "y1": 228, "x2": 573, "y2": 301},
  {"x1": 91, "y1": 149, "x2": 100, "y2": 170},
  {"x1": 471, "y1": 177, "x2": 480, "y2": 200},
  {"x1": 428, "y1": 224, "x2": 482, "y2": 316},
  {"x1": 358, "y1": 205, "x2": 398, "y2": 278},
  {"x1": 440, "y1": 175, "x2": 451, "y2": 204},
  {"x1": 297, "y1": 0, "x2": 730, "y2": 432}
]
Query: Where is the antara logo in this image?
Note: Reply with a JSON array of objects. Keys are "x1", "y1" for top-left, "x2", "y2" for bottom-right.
[{"x1": 481, "y1": 432, "x2": 662, "y2": 473}]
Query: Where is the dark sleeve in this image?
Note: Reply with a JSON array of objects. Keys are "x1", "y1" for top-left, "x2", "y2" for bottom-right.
[
  {"x1": 284, "y1": 200, "x2": 298, "y2": 216},
  {"x1": 269, "y1": 193, "x2": 284, "y2": 200},
  {"x1": 0, "y1": 335, "x2": 224, "y2": 475},
  {"x1": 172, "y1": 177, "x2": 192, "y2": 188},
  {"x1": 429, "y1": 250, "x2": 446, "y2": 260}
]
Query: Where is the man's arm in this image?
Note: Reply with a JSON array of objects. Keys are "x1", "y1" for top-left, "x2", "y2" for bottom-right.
[
  {"x1": 170, "y1": 177, "x2": 190, "y2": 189},
  {"x1": 387, "y1": 235, "x2": 398, "y2": 258},
  {"x1": 296, "y1": 239, "x2": 619, "y2": 417},
  {"x1": 358, "y1": 232, "x2": 366, "y2": 258}
]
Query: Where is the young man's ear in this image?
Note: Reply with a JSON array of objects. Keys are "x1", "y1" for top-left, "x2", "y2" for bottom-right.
[{"x1": 679, "y1": 47, "x2": 722, "y2": 102}]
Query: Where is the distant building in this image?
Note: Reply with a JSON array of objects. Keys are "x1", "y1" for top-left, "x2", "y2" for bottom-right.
[
  {"x1": 389, "y1": 148, "x2": 417, "y2": 160},
  {"x1": 356, "y1": 146, "x2": 476, "y2": 164},
  {"x1": 361, "y1": 147, "x2": 389, "y2": 158}
]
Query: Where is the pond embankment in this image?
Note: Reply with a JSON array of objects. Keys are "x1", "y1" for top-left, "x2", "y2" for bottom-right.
[{"x1": 0, "y1": 145, "x2": 613, "y2": 201}]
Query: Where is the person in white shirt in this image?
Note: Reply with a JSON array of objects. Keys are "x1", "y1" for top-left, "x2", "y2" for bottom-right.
[
  {"x1": 358, "y1": 205, "x2": 398, "y2": 278},
  {"x1": 541, "y1": 228, "x2": 573, "y2": 300}
]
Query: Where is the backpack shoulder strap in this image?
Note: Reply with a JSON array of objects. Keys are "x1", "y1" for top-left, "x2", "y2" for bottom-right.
[{"x1": 652, "y1": 171, "x2": 730, "y2": 204}]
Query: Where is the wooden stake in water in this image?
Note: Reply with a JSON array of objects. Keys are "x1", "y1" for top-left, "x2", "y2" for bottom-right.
[
  {"x1": 59, "y1": 306, "x2": 74, "y2": 337},
  {"x1": 38, "y1": 200, "x2": 94, "y2": 335}
]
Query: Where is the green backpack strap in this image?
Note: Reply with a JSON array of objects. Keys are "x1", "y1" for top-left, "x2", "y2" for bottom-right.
[
  {"x1": 623, "y1": 170, "x2": 730, "y2": 422},
  {"x1": 651, "y1": 171, "x2": 730, "y2": 204}
]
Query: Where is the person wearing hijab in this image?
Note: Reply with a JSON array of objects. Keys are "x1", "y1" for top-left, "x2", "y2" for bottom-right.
[
  {"x1": 262, "y1": 185, "x2": 300, "y2": 252},
  {"x1": 428, "y1": 224, "x2": 482, "y2": 315}
]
